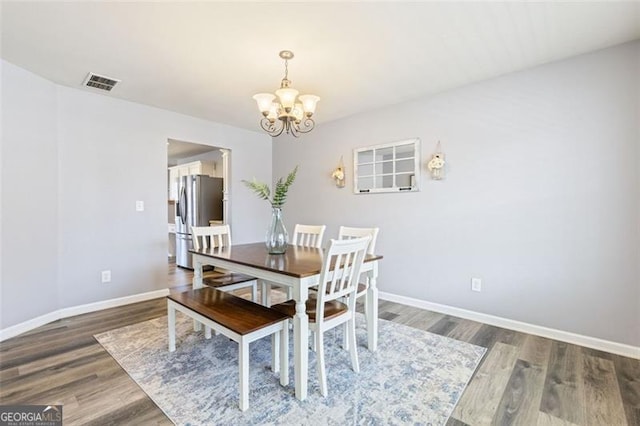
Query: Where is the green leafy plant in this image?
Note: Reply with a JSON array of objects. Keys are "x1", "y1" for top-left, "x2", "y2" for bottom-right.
[{"x1": 242, "y1": 166, "x2": 298, "y2": 208}]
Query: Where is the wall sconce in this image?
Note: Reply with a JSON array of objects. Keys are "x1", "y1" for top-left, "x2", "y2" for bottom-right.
[
  {"x1": 427, "y1": 141, "x2": 446, "y2": 180},
  {"x1": 331, "y1": 156, "x2": 346, "y2": 188}
]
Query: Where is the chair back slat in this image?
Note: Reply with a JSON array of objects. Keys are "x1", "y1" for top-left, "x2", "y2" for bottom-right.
[
  {"x1": 316, "y1": 236, "x2": 370, "y2": 323},
  {"x1": 292, "y1": 224, "x2": 326, "y2": 248},
  {"x1": 191, "y1": 225, "x2": 231, "y2": 250},
  {"x1": 338, "y1": 226, "x2": 379, "y2": 254}
]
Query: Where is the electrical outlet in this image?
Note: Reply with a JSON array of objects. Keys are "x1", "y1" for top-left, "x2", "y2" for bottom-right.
[
  {"x1": 101, "y1": 270, "x2": 111, "y2": 283},
  {"x1": 135, "y1": 201, "x2": 144, "y2": 211},
  {"x1": 471, "y1": 277, "x2": 482, "y2": 292}
]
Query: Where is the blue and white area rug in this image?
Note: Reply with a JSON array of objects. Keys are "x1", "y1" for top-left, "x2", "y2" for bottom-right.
[{"x1": 95, "y1": 313, "x2": 485, "y2": 425}]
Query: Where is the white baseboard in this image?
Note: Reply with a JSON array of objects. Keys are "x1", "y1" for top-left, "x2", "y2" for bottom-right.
[
  {"x1": 0, "y1": 289, "x2": 170, "y2": 342},
  {"x1": 379, "y1": 291, "x2": 640, "y2": 359},
  {"x1": 4, "y1": 288, "x2": 637, "y2": 359}
]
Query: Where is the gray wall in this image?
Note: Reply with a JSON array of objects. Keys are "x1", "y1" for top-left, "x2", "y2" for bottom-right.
[
  {"x1": 273, "y1": 41, "x2": 640, "y2": 346},
  {"x1": 1, "y1": 60, "x2": 272, "y2": 328},
  {"x1": 1, "y1": 59, "x2": 60, "y2": 326}
]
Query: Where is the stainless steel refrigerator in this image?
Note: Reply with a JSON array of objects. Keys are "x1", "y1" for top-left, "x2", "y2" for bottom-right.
[{"x1": 175, "y1": 175, "x2": 223, "y2": 269}]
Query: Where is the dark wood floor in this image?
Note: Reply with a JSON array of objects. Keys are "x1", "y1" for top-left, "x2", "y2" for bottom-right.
[{"x1": 1, "y1": 263, "x2": 638, "y2": 425}]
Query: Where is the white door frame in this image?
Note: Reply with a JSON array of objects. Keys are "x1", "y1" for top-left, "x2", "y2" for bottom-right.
[{"x1": 220, "y1": 148, "x2": 230, "y2": 227}]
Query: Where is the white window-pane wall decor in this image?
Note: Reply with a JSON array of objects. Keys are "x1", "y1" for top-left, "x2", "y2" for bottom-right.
[{"x1": 353, "y1": 138, "x2": 420, "y2": 194}]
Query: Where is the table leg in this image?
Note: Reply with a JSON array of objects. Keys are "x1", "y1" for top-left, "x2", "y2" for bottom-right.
[
  {"x1": 293, "y1": 283, "x2": 309, "y2": 401},
  {"x1": 192, "y1": 257, "x2": 203, "y2": 332},
  {"x1": 366, "y1": 263, "x2": 379, "y2": 352}
]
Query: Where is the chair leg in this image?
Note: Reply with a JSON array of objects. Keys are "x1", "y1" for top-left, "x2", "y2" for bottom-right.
[
  {"x1": 251, "y1": 282, "x2": 258, "y2": 302},
  {"x1": 239, "y1": 338, "x2": 249, "y2": 411},
  {"x1": 342, "y1": 322, "x2": 349, "y2": 350},
  {"x1": 205, "y1": 326, "x2": 212, "y2": 339},
  {"x1": 363, "y1": 293, "x2": 368, "y2": 320},
  {"x1": 310, "y1": 330, "x2": 316, "y2": 352},
  {"x1": 272, "y1": 331, "x2": 280, "y2": 373},
  {"x1": 168, "y1": 304, "x2": 176, "y2": 352},
  {"x1": 261, "y1": 281, "x2": 271, "y2": 306},
  {"x1": 348, "y1": 318, "x2": 360, "y2": 373},
  {"x1": 280, "y1": 321, "x2": 289, "y2": 386},
  {"x1": 317, "y1": 329, "x2": 328, "y2": 397}
]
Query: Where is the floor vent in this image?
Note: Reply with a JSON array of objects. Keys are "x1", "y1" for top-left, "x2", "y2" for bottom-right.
[{"x1": 83, "y1": 72, "x2": 120, "y2": 91}]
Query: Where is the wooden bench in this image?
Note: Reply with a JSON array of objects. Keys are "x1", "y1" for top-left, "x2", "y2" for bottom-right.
[{"x1": 167, "y1": 287, "x2": 289, "y2": 411}]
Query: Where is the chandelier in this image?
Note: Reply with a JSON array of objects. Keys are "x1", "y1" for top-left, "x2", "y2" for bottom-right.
[{"x1": 252, "y1": 51, "x2": 320, "y2": 137}]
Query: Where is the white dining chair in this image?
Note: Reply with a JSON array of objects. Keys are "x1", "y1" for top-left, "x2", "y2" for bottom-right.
[
  {"x1": 271, "y1": 236, "x2": 370, "y2": 397},
  {"x1": 191, "y1": 225, "x2": 258, "y2": 301},
  {"x1": 338, "y1": 226, "x2": 379, "y2": 349},
  {"x1": 261, "y1": 224, "x2": 326, "y2": 306},
  {"x1": 291, "y1": 224, "x2": 326, "y2": 248}
]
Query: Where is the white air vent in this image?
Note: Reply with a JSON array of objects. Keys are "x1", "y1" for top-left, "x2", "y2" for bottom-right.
[{"x1": 83, "y1": 72, "x2": 120, "y2": 91}]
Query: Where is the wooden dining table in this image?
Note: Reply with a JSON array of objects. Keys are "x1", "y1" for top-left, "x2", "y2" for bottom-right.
[{"x1": 189, "y1": 242, "x2": 382, "y2": 401}]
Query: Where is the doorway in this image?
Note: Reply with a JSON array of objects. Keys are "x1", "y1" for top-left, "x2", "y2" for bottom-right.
[{"x1": 167, "y1": 139, "x2": 230, "y2": 270}]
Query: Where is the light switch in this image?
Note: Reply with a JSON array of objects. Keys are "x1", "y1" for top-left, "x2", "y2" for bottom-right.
[
  {"x1": 136, "y1": 201, "x2": 144, "y2": 211},
  {"x1": 471, "y1": 278, "x2": 482, "y2": 292}
]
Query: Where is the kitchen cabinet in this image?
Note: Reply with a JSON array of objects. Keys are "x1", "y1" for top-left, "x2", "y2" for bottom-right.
[
  {"x1": 168, "y1": 161, "x2": 215, "y2": 200},
  {"x1": 168, "y1": 168, "x2": 180, "y2": 200}
]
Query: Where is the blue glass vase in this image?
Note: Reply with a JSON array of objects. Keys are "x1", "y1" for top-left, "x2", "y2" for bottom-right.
[{"x1": 265, "y1": 207, "x2": 288, "y2": 254}]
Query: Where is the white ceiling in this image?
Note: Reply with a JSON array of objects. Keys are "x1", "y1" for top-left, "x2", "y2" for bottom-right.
[{"x1": 2, "y1": 2, "x2": 639, "y2": 132}]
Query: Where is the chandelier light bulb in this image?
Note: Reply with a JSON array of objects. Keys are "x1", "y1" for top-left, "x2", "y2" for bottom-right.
[
  {"x1": 253, "y1": 93, "x2": 276, "y2": 115},
  {"x1": 292, "y1": 103, "x2": 304, "y2": 122},
  {"x1": 275, "y1": 87, "x2": 299, "y2": 112},
  {"x1": 298, "y1": 95, "x2": 320, "y2": 116},
  {"x1": 267, "y1": 103, "x2": 279, "y2": 122}
]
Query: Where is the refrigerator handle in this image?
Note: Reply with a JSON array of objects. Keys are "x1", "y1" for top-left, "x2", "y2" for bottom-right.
[{"x1": 179, "y1": 185, "x2": 187, "y2": 225}]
